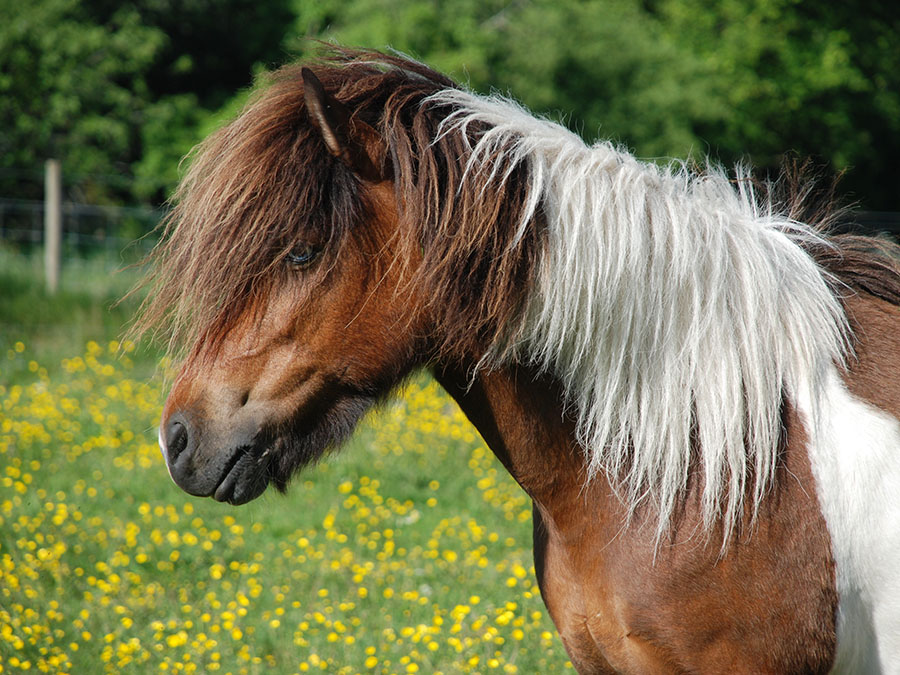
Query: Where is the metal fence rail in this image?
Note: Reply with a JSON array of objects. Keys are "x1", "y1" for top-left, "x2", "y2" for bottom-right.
[
  {"x1": 1, "y1": 197, "x2": 897, "y2": 262},
  {"x1": 0, "y1": 197, "x2": 163, "y2": 257}
]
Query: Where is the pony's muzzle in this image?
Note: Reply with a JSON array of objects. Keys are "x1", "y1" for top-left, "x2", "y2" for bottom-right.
[{"x1": 158, "y1": 409, "x2": 271, "y2": 505}]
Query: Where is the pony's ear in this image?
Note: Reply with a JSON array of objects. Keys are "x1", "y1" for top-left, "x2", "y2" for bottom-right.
[{"x1": 301, "y1": 67, "x2": 386, "y2": 182}]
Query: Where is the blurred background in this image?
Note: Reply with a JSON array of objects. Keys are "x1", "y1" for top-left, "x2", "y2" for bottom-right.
[
  {"x1": 3, "y1": 0, "x2": 899, "y2": 438},
  {"x1": 2, "y1": 0, "x2": 899, "y2": 213}
]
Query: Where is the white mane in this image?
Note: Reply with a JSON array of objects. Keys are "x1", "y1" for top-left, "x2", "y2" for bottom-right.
[{"x1": 427, "y1": 88, "x2": 849, "y2": 537}]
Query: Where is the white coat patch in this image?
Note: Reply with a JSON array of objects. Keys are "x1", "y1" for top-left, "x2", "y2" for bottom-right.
[{"x1": 801, "y1": 367, "x2": 900, "y2": 673}]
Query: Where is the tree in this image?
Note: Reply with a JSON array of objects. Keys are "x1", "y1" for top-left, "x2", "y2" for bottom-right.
[
  {"x1": 4, "y1": 0, "x2": 895, "y2": 209},
  {"x1": 0, "y1": 0, "x2": 295, "y2": 204},
  {"x1": 0, "y1": 0, "x2": 164, "y2": 202},
  {"x1": 292, "y1": 0, "x2": 899, "y2": 209},
  {"x1": 289, "y1": 0, "x2": 717, "y2": 154},
  {"x1": 654, "y1": 0, "x2": 900, "y2": 209}
]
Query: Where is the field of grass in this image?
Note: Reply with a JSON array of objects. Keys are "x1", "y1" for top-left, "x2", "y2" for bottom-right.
[{"x1": 0, "y1": 249, "x2": 572, "y2": 674}]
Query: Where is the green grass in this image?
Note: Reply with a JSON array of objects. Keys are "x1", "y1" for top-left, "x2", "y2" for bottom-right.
[
  {"x1": 0, "y1": 251, "x2": 572, "y2": 674},
  {"x1": 0, "y1": 245, "x2": 153, "y2": 381}
]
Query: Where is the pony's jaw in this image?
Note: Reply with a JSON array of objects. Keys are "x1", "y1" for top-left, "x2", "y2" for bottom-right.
[{"x1": 158, "y1": 358, "x2": 396, "y2": 504}]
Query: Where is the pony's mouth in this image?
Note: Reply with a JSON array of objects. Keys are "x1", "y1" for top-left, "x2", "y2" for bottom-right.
[
  {"x1": 164, "y1": 430, "x2": 281, "y2": 506},
  {"x1": 211, "y1": 445, "x2": 272, "y2": 505},
  {"x1": 162, "y1": 392, "x2": 378, "y2": 506}
]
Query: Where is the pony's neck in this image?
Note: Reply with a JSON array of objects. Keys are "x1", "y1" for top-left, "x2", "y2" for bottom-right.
[
  {"x1": 433, "y1": 362, "x2": 642, "y2": 670},
  {"x1": 432, "y1": 363, "x2": 603, "y2": 517},
  {"x1": 427, "y1": 87, "x2": 848, "y2": 538}
]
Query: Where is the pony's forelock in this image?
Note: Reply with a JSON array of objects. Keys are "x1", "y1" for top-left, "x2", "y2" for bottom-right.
[{"x1": 130, "y1": 49, "x2": 455, "y2": 361}]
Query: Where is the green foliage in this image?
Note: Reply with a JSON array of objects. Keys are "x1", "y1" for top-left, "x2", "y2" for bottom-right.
[
  {"x1": 132, "y1": 94, "x2": 207, "y2": 202},
  {"x1": 0, "y1": 0, "x2": 294, "y2": 205},
  {"x1": 655, "y1": 0, "x2": 900, "y2": 206},
  {"x1": 2, "y1": 0, "x2": 898, "y2": 209},
  {"x1": 476, "y1": 0, "x2": 719, "y2": 157},
  {"x1": 289, "y1": 0, "x2": 511, "y2": 83},
  {"x1": 301, "y1": 0, "x2": 718, "y2": 156},
  {"x1": 0, "y1": 0, "x2": 164, "y2": 202},
  {"x1": 290, "y1": 0, "x2": 898, "y2": 207}
]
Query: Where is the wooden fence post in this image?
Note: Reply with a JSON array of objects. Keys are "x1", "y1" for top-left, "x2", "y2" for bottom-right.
[{"x1": 44, "y1": 159, "x2": 62, "y2": 294}]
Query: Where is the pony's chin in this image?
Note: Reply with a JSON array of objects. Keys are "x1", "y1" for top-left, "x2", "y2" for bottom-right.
[
  {"x1": 210, "y1": 449, "x2": 272, "y2": 505},
  {"x1": 203, "y1": 395, "x2": 375, "y2": 505}
]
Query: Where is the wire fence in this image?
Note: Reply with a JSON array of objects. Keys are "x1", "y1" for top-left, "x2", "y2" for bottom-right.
[
  {"x1": 2, "y1": 198, "x2": 897, "y2": 257},
  {"x1": 847, "y1": 211, "x2": 900, "y2": 238},
  {"x1": 1, "y1": 188, "x2": 898, "y2": 293},
  {"x1": 0, "y1": 197, "x2": 163, "y2": 261}
]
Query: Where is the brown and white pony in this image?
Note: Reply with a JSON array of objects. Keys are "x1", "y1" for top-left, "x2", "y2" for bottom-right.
[{"x1": 137, "y1": 49, "x2": 900, "y2": 673}]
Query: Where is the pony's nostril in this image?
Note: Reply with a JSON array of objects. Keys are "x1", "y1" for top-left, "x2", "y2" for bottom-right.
[
  {"x1": 239, "y1": 391, "x2": 250, "y2": 407},
  {"x1": 166, "y1": 420, "x2": 189, "y2": 462}
]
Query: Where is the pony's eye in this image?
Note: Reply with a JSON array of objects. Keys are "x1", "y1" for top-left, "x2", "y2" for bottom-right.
[{"x1": 285, "y1": 245, "x2": 321, "y2": 269}]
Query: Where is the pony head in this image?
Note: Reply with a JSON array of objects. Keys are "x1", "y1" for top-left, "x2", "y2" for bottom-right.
[{"x1": 135, "y1": 50, "x2": 540, "y2": 503}]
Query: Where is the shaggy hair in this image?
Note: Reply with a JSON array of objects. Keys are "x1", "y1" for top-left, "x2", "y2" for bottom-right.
[
  {"x1": 133, "y1": 49, "x2": 540, "y2": 364},
  {"x1": 428, "y1": 89, "x2": 852, "y2": 536},
  {"x1": 134, "y1": 48, "x2": 900, "y2": 538}
]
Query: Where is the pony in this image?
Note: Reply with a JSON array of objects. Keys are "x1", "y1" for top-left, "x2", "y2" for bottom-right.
[{"x1": 135, "y1": 48, "x2": 900, "y2": 673}]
